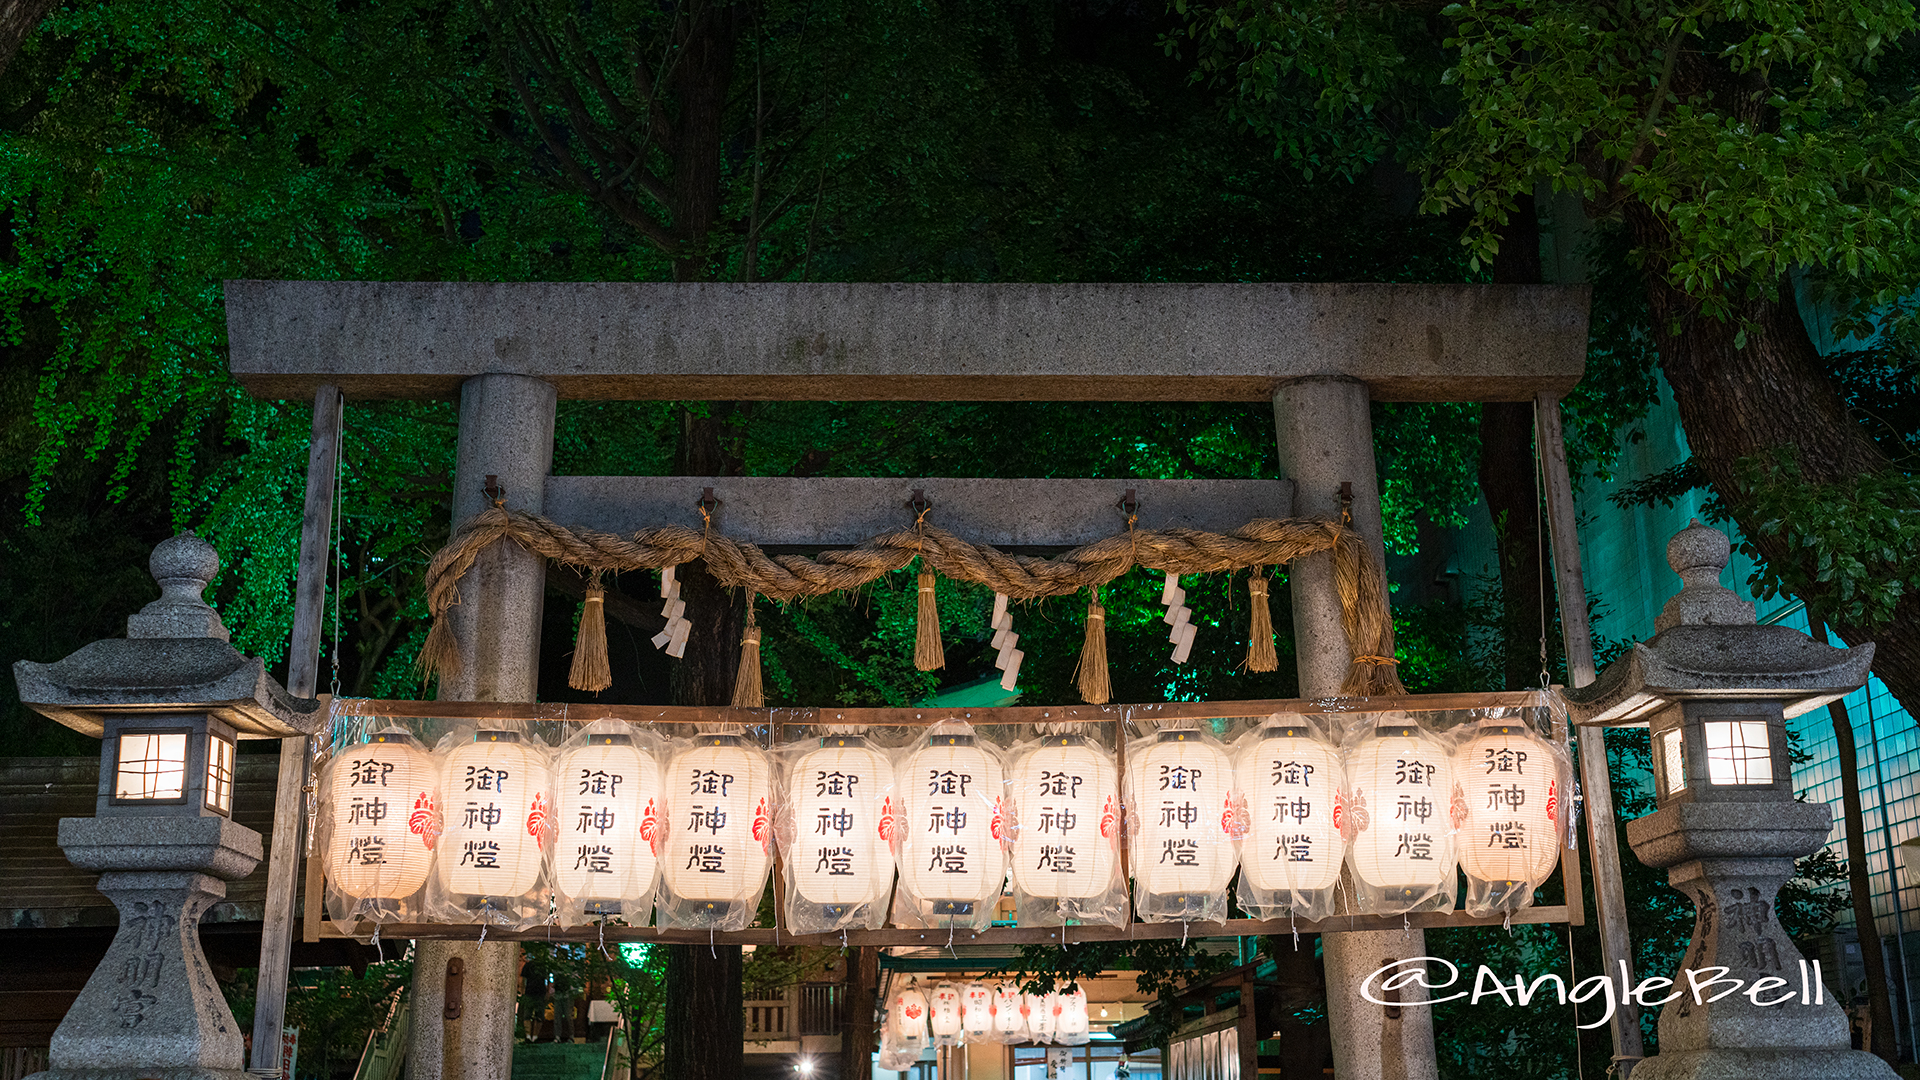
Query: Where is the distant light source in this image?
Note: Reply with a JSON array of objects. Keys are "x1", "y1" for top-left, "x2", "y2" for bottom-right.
[{"x1": 795, "y1": 1057, "x2": 814, "y2": 1075}]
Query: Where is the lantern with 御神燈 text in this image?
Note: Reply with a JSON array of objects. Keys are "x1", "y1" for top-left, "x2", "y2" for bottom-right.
[
  {"x1": 321, "y1": 728, "x2": 440, "y2": 929},
  {"x1": 1342, "y1": 714, "x2": 1456, "y2": 914},
  {"x1": 1233, "y1": 714, "x2": 1344, "y2": 921},
  {"x1": 658, "y1": 729, "x2": 773, "y2": 931},
  {"x1": 778, "y1": 732, "x2": 896, "y2": 934},
  {"x1": 1452, "y1": 720, "x2": 1567, "y2": 916},
  {"x1": 1125, "y1": 724, "x2": 1240, "y2": 923},
  {"x1": 1008, "y1": 728, "x2": 1123, "y2": 927},
  {"x1": 552, "y1": 720, "x2": 662, "y2": 925},
  {"x1": 892, "y1": 721, "x2": 1008, "y2": 932},
  {"x1": 430, "y1": 727, "x2": 556, "y2": 928}
]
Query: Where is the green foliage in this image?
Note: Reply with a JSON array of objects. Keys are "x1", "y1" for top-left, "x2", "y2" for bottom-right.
[{"x1": 222, "y1": 960, "x2": 410, "y2": 1080}]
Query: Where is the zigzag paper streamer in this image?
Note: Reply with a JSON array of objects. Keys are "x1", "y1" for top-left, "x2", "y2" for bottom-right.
[
  {"x1": 1161, "y1": 572, "x2": 1197, "y2": 664},
  {"x1": 651, "y1": 565, "x2": 692, "y2": 658},
  {"x1": 990, "y1": 592, "x2": 1023, "y2": 691}
]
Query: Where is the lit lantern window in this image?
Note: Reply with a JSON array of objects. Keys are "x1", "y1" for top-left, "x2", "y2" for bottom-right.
[
  {"x1": 895, "y1": 724, "x2": 1007, "y2": 928},
  {"x1": 960, "y1": 982, "x2": 994, "y2": 1040},
  {"x1": 324, "y1": 729, "x2": 440, "y2": 913},
  {"x1": 1009, "y1": 732, "x2": 1121, "y2": 924},
  {"x1": 1234, "y1": 719, "x2": 1344, "y2": 919},
  {"x1": 929, "y1": 983, "x2": 964, "y2": 1046},
  {"x1": 204, "y1": 732, "x2": 235, "y2": 815},
  {"x1": 659, "y1": 732, "x2": 773, "y2": 929},
  {"x1": 1657, "y1": 727, "x2": 1687, "y2": 797},
  {"x1": 1703, "y1": 720, "x2": 1773, "y2": 785},
  {"x1": 1344, "y1": 717, "x2": 1456, "y2": 913},
  {"x1": 114, "y1": 731, "x2": 188, "y2": 802},
  {"x1": 1453, "y1": 722, "x2": 1563, "y2": 915},
  {"x1": 1126, "y1": 726, "x2": 1239, "y2": 922},
  {"x1": 106, "y1": 716, "x2": 239, "y2": 820},
  {"x1": 438, "y1": 730, "x2": 555, "y2": 918},
  {"x1": 554, "y1": 729, "x2": 661, "y2": 920},
  {"x1": 991, "y1": 984, "x2": 1025, "y2": 1041},
  {"x1": 784, "y1": 734, "x2": 895, "y2": 932}
]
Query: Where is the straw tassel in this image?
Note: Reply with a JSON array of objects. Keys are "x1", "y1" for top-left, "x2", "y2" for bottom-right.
[
  {"x1": 1246, "y1": 571, "x2": 1278, "y2": 673},
  {"x1": 732, "y1": 596, "x2": 764, "y2": 708},
  {"x1": 416, "y1": 615, "x2": 461, "y2": 686},
  {"x1": 914, "y1": 569, "x2": 946, "y2": 671},
  {"x1": 568, "y1": 579, "x2": 613, "y2": 692},
  {"x1": 1076, "y1": 591, "x2": 1111, "y2": 705}
]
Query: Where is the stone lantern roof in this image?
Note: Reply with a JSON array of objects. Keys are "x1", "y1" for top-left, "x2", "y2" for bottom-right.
[
  {"x1": 1564, "y1": 520, "x2": 1873, "y2": 726},
  {"x1": 12, "y1": 533, "x2": 324, "y2": 738}
]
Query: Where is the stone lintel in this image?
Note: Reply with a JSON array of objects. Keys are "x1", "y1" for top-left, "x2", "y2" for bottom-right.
[
  {"x1": 223, "y1": 281, "x2": 1589, "y2": 403},
  {"x1": 544, "y1": 475, "x2": 1296, "y2": 546}
]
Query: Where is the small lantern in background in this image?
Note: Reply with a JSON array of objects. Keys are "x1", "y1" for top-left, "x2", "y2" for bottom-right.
[
  {"x1": 891, "y1": 986, "x2": 930, "y2": 1054},
  {"x1": 1234, "y1": 716, "x2": 1344, "y2": 919},
  {"x1": 658, "y1": 730, "x2": 773, "y2": 929},
  {"x1": 929, "y1": 983, "x2": 964, "y2": 1046},
  {"x1": 991, "y1": 984, "x2": 1025, "y2": 1041},
  {"x1": 1055, "y1": 987, "x2": 1091, "y2": 1045},
  {"x1": 1453, "y1": 721, "x2": 1563, "y2": 915},
  {"x1": 961, "y1": 982, "x2": 994, "y2": 1040},
  {"x1": 323, "y1": 728, "x2": 440, "y2": 917},
  {"x1": 437, "y1": 729, "x2": 554, "y2": 922},
  {"x1": 553, "y1": 725, "x2": 660, "y2": 920},
  {"x1": 894, "y1": 723, "x2": 1007, "y2": 929},
  {"x1": 1344, "y1": 715, "x2": 1456, "y2": 913},
  {"x1": 1126, "y1": 724, "x2": 1239, "y2": 922},
  {"x1": 1025, "y1": 992, "x2": 1056, "y2": 1043}
]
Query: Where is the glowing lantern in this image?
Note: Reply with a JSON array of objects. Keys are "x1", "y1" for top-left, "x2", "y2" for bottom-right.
[
  {"x1": 785, "y1": 734, "x2": 896, "y2": 930},
  {"x1": 1344, "y1": 717, "x2": 1456, "y2": 912},
  {"x1": 438, "y1": 729, "x2": 554, "y2": 918},
  {"x1": 553, "y1": 729, "x2": 661, "y2": 919},
  {"x1": 659, "y1": 732, "x2": 773, "y2": 929},
  {"x1": 1453, "y1": 722, "x2": 1563, "y2": 914},
  {"x1": 891, "y1": 986, "x2": 930, "y2": 1052},
  {"x1": 1055, "y1": 987, "x2": 1091, "y2": 1045},
  {"x1": 1234, "y1": 719, "x2": 1345, "y2": 919},
  {"x1": 961, "y1": 982, "x2": 995, "y2": 1040},
  {"x1": 895, "y1": 725, "x2": 1007, "y2": 927},
  {"x1": 324, "y1": 729, "x2": 440, "y2": 914},
  {"x1": 1009, "y1": 732, "x2": 1122, "y2": 925},
  {"x1": 1025, "y1": 992, "x2": 1056, "y2": 1042},
  {"x1": 991, "y1": 984, "x2": 1025, "y2": 1041},
  {"x1": 929, "y1": 983, "x2": 964, "y2": 1046},
  {"x1": 1126, "y1": 726, "x2": 1239, "y2": 922}
]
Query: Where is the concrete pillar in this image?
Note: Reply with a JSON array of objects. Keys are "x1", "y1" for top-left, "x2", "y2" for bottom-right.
[
  {"x1": 1272, "y1": 376, "x2": 1438, "y2": 1080},
  {"x1": 409, "y1": 373, "x2": 557, "y2": 1080}
]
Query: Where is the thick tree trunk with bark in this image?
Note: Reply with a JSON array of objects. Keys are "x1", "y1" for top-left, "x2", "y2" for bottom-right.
[
  {"x1": 0, "y1": 0, "x2": 56, "y2": 78},
  {"x1": 667, "y1": 4, "x2": 740, "y2": 281},
  {"x1": 1627, "y1": 203, "x2": 1917, "y2": 715}
]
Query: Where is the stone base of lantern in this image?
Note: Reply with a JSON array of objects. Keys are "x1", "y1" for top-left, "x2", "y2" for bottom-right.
[
  {"x1": 30, "y1": 817, "x2": 262, "y2": 1080},
  {"x1": 1630, "y1": 1048, "x2": 1897, "y2": 1079}
]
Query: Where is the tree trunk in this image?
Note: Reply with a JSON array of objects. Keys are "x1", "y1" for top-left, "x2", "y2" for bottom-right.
[
  {"x1": 1811, "y1": 612, "x2": 1900, "y2": 1064},
  {"x1": 667, "y1": 3, "x2": 741, "y2": 282},
  {"x1": 664, "y1": 941, "x2": 744, "y2": 1080},
  {"x1": 0, "y1": 0, "x2": 58, "y2": 78},
  {"x1": 1479, "y1": 193, "x2": 1550, "y2": 690},
  {"x1": 1627, "y1": 202, "x2": 1917, "y2": 716},
  {"x1": 840, "y1": 946, "x2": 880, "y2": 1080}
]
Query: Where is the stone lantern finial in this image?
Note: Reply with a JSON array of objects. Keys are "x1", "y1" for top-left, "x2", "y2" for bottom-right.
[
  {"x1": 127, "y1": 532, "x2": 229, "y2": 641},
  {"x1": 1654, "y1": 519, "x2": 1754, "y2": 633}
]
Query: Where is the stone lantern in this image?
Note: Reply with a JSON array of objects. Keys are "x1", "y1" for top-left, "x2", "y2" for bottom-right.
[
  {"x1": 13, "y1": 534, "x2": 323, "y2": 1080},
  {"x1": 1566, "y1": 521, "x2": 1892, "y2": 1080}
]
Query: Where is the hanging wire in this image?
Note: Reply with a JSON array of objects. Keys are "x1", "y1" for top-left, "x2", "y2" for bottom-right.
[
  {"x1": 1531, "y1": 399, "x2": 1553, "y2": 690},
  {"x1": 330, "y1": 392, "x2": 345, "y2": 701},
  {"x1": 1564, "y1": 923, "x2": 1587, "y2": 1080}
]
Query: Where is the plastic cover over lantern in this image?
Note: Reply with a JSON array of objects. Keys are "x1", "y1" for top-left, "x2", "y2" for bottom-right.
[
  {"x1": 1008, "y1": 726, "x2": 1125, "y2": 927},
  {"x1": 1025, "y1": 992, "x2": 1057, "y2": 1043},
  {"x1": 990, "y1": 983, "x2": 1026, "y2": 1044},
  {"x1": 929, "y1": 982, "x2": 964, "y2": 1047},
  {"x1": 961, "y1": 981, "x2": 995, "y2": 1040},
  {"x1": 1453, "y1": 719, "x2": 1570, "y2": 915},
  {"x1": 658, "y1": 728, "x2": 774, "y2": 931},
  {"x1": 890, "y1": 985, "x2": 931, "y2": 1055},
  {"x1": 429, "y1": 724, "x2": 557, "y2": 928},
  {"x1": 1054, "y1": 986, "x2": 1091, "y2": 1045},
  {"x1": 1233, "y1": 713, "x2": 1346, "y2": 920},
  {"x1": 1342, "y1": 713, "x2": 1457, "y2": 914},
  {"x1": 891, "y1": 720, "x2": 1008, "y2": 932},
  {"x1": 1125, "y1": 723, "x2": 1241, "y2": 923},
  {"x1": 776, "y1": 731, "x2": 897, "y2": 934},
  {"x1": 552, "y1": 719, "x2": 664, "y2": 926},
  {"x1": 319, "y1": 726, "x2": 441, "y2": 931}
]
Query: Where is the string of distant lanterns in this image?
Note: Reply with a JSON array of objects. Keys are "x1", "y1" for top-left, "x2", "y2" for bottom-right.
[
  {"x1": 317, "y1": 704, "x2": 1572, "y2": 936},
  {"x1": 877, "y1": 980, "x2": 1094, "y2": 1069}
]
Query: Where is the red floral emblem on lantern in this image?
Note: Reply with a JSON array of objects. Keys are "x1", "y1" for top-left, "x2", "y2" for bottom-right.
[
  {"x1": 640, "y1": 798, "x2": 660, "y2": 855},
  {"x1": 902, "y1": 998, "x2": 924, "y2": 1020},
  {"x1": 752, "y1": 796, "x2": 770, "y2": 850},
  {"x1": 527, "y1": 791, "x2": 551, "y2": 849},
  {"x1": 1098, "y1": 795, "x2": 1117, "y2": 839},
  {"x1": 878, "y1": 794, "x2": 896, "y2": 843},
  {"x1": 1448, "y1": 784, "x2": 1469, "y2": 831},
  {"x1": 989, "y1": 797, "x2": 1005, "y2": 841},
  {"x1": 409, "y1": 792, "x2": 440, "y2": 849},
  {"x1": 1545, "y1": 780, "x2": 1558, "y2": 824}
]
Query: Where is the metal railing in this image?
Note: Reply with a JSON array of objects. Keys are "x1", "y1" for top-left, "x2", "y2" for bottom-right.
[{"x1": 797, "y1": 983, "x2": 843, "y2": 1036}]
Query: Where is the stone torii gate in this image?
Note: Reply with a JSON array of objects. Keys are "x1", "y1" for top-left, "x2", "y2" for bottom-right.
[{"x1": 223, "y1": 280, "x2": 1618, "y2": 1080}]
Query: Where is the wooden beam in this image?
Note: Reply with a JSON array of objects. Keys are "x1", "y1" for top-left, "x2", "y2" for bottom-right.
[
  {"x1": 1536, "y1": 394, "x2": 1643, "y2": 1075},
  {"x1": 252, "y1": 384, "x2": 341, "y2": 1075},
  {"x1": 223, "y1": 282, "x2": 1589, "y2": 403},
  {"x1": 544, "y1": 476, "x2": 1295, "y2": 547}
]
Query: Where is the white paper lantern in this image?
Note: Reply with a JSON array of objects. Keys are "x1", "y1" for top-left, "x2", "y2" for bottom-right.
[
  {"x1": 440, "y1": 730, "x2": 554, "y2": 903},
  {"x1": 1055, "y1": 987, "x2": 1091, "y2": 1044},
  {"x1": 326, "y1": 730, "x2": 439, "y2": 902},
  {"x1": 1235, "y1": 723, "x2": 1345, "y2": 894},
  {"x1": 1011, "y1": 734, "x2": 1120, "y2": 903},
  {"x1": 553, "y1": 732, "x2": 661, "y2": 916},
  {"x1": 1346, "y1": 720, "x2": 1456, "y2": 906},
  {"x1": 991, "y1": 984, "x2": 1025, "y2": 1040},
  {"x1": 1025, "y1": 992, "x2": 1056, "y2": 1042},
  {"x1": 660, "y1": 733, "x2": 773, "y2": 925},
  {"x1": 1128, "y1": 727, "x2": 1238, "y2": 920},
  {"x1": 891, "y1": 987, "x2": 930, "y2": 1051},
  {"x1": 929, "y1": 983, "x2": 964, "y2": 1046},
  {"x1": 788, "y1": 735, "x2": 896, "y2": 919},
  {"x1": 1454, "y1": 723, "x2": 1561, "y2": 895},
  {"x1": 897, "y1": 729, "x2": 1007, "y2": 920},
  {"x1": 961, "y1": 982, "x2": 994, "y2": 1039}
]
